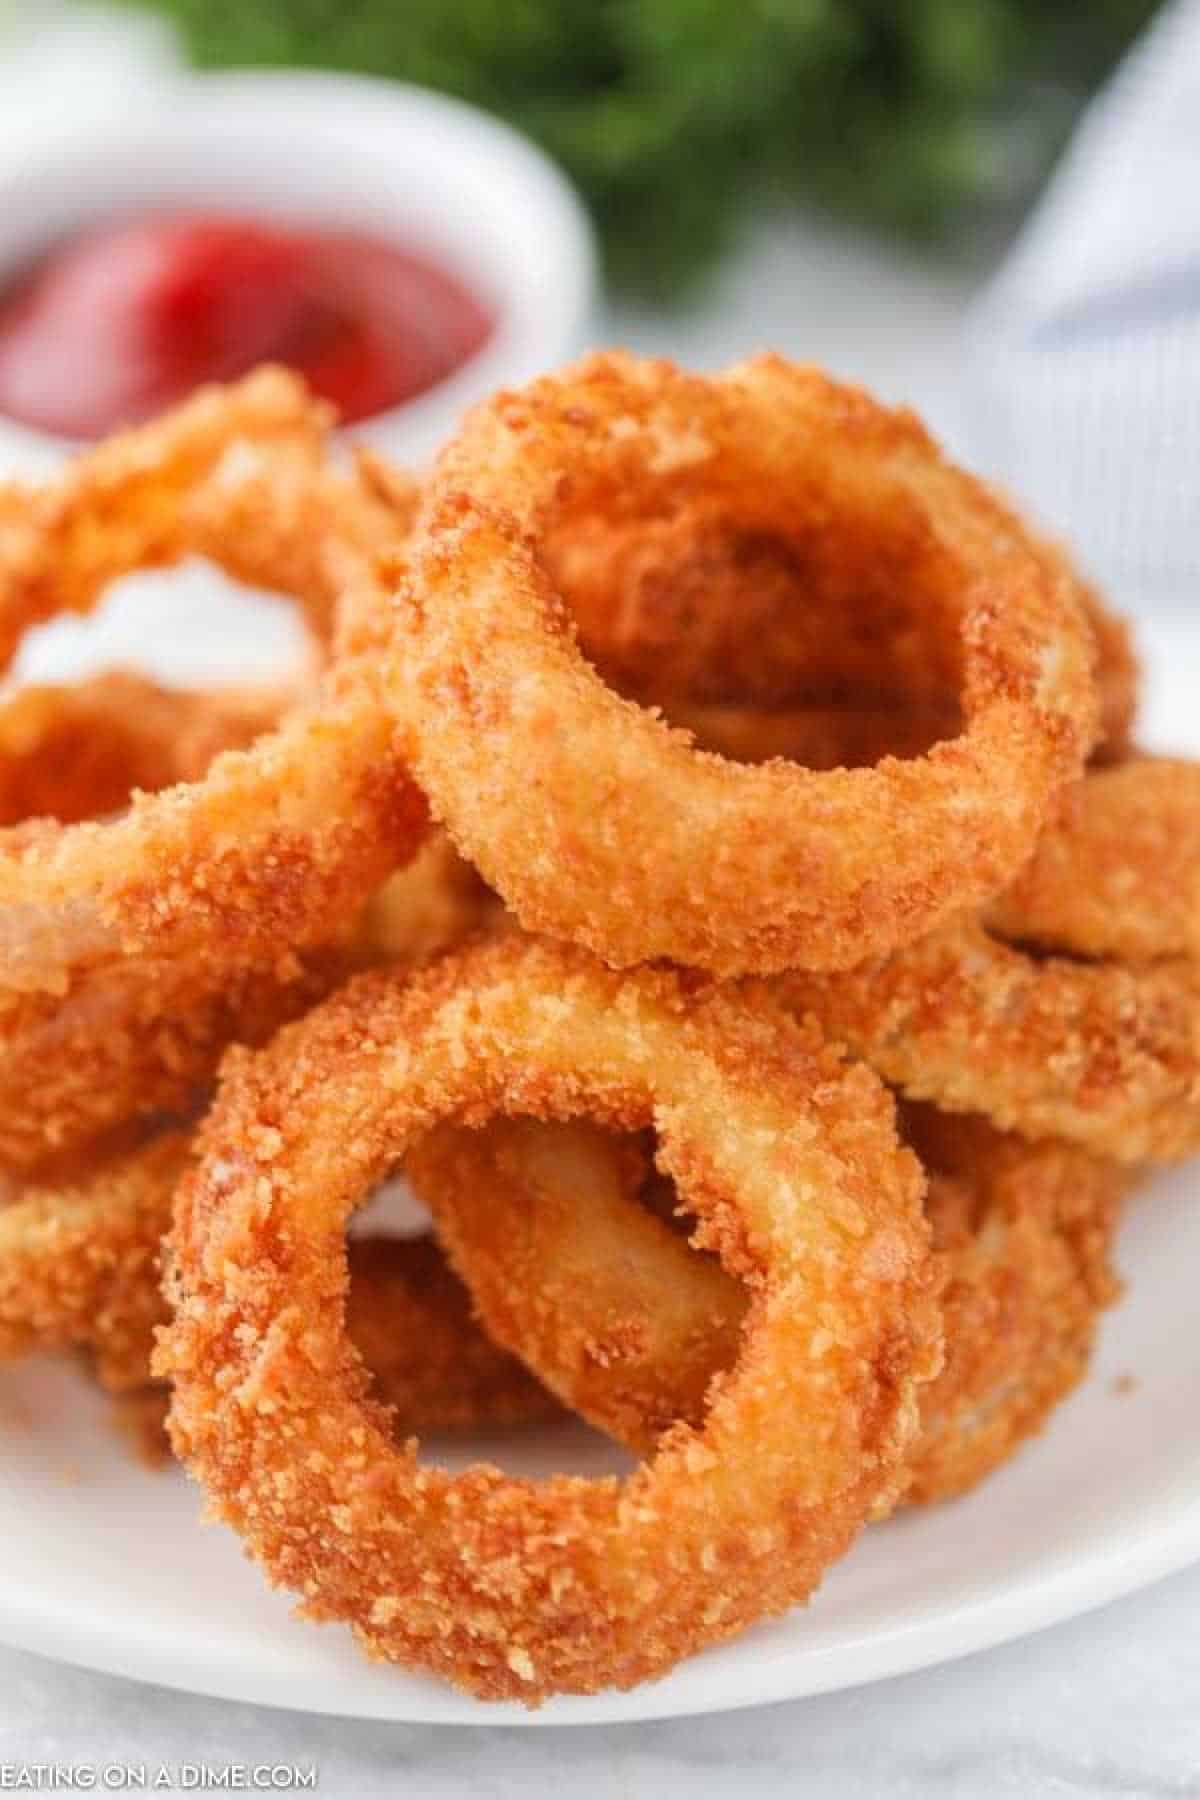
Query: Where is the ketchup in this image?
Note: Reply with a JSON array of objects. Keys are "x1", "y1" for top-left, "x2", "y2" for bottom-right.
[{"x1": 0, "y1": 213, "x2": 495, "y2": 439}]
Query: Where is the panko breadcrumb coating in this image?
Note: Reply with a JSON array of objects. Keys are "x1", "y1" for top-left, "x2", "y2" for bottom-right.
[
  {"x1": 394, "y1": 353, "x2": 1098, "y2": 975},
  {"x1": 0, "y1": 673, "x2": 286, "y2": 828},
  {"x1": 0, "y1": 352, "x2": 1178, "y2": 1709},
  {"x1": 901, "y1": 1106, "x2": 1124, "y2": 1503},
  {"x1": 407, "y1": 1115, "x2": 741, "y2": 1455},
  {"x1": 0, "y1": 668, "x2": 343, "y2": 1167},
  {"x1": 784, "y1": 923, "x2": 1200, "y2": 1163},
  {"x1": 986, "y1": 758, "x2": 1200, "y2": 962},
  {"x1": 0, "y1": 1127, "x2": 554, "y2": 1434},
  {"x1": 408, "y1": 1106, "x2": 1123, "y2": 1502},
  {"x1": 161, "y1": 935, "x2": 940, "y2": 1702},
  {"x1": 0, "y1": 370, "x2": 426, "y2": 999},
  {"x1": 555, "y1": 498, "x2": 1136, "y2": 760}
]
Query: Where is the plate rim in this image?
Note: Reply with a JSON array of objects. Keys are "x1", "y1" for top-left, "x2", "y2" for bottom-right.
[{"x1": 1, "y1": 1462, "x2": 1196, "y2": 1728}]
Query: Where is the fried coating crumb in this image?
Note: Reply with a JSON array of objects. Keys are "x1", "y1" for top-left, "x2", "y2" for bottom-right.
[
  {"x1": 784, "y1": 923, "x2": 1200, "y2": 1164},
  {"x1": 0, "y1": 369, "x2": 426, "y2": 998},
  {"x1": 987, "y1": 758, "x2": 1200, "y2": 962},
  {"x1": 394, "y1": 352, "x2": 1098, "y2": 975},
  {"x1": 0, "y1": 1130, "x2": 553, "y2": 1437},
  {"x1": 410, "y1": 1104, "x2": 1123, "y2": 1503},
  {"x1": 161, "y1": 934, "x2": 939, "y2": 1702}
]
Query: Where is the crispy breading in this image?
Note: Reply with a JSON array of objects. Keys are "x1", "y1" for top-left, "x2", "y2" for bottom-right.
[
  {"x1": 395, "y1": 352, "x2": 1097, "y2": 974},
  {"x1": 783, "y1": 923, "x2": 1200, "y2": 1163},
  {"x1": 987, "y1": 758, "x2": 1200, "y2": 962},
  {"x1": 0, "y1": 1130, "x2": 552, "y2": 1434},
  {"x1": 161, "y1": 935, "x2": 939, "y2": 1703},
  {"x1": 409, "y1": 1106, "x2": 1123, "y2": 1503},
  {"x1": 0, "y1": 370, "x2": 425, "y2": 998}
]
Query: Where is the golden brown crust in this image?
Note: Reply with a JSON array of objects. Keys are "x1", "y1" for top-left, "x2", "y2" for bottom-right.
[
  {"x1": 161, "y1": 935, "x2": 939, "y2": 1702},
  {"x1": 0, "y1": 826, "x2": 495, "y2": 1174},
  {"x1": 0, "y1": 368, "x2": 329, "y2": 663},
  {"x1": 0, "y1": 1128, "x2": 553, "y2": 1434},
  {"x1": 355, "y1": 831, "x2": 494, "y2": 966},
  {"x1": 0, "y1": 668, "x2": 338, "y2": 1167},
  {"x1": 986, "y1": 758, "x2": 1200, "y2": 962},
  {"x1": 550, "y1": 486, "x2": 1135, "y2": 761},
  {"x1": 1079, "y1": 584, "x2": 1140, "y2": 762},
  {"x1": 0, "y1": 371, "x2": 426, "y2": 998},
  {"x1": 0, "y1": 1133, "x2": 191, "y2": 1390},
  {"x1": 656, "y1": 697, "x2": 961, "y2": 769},
  {"x1": 783, "y1": 924, "x2": 1200, "y2": 1163},
  {"x1": 901, "y1": 1106, "x2": 1124, "y2": 1502},
  {"x1": 344, "y1": 1234, "x2": 559, "y2": 1435},
  {"x1": 408, "y1": 1117, "x2": 741, "y2": 1454},
  {"x1": 0, "y1": 686, "x2": 467, "y2": 1171},
  {"x1": 395, "y1": 352, "x2": 1098, "y2": 975},
  {"x1": 409, "y1": 1108, "x2": 1123, "y2": 1502},
  {"x1": 556, "y1": 503, "x2": 963, "y2": 710},
  {"x1": 0, "y1": 355, "x2": 1159, "y2": 1708},
  {"x1": 0, "y1": 948, "x2": 352, "y2": 1172}
]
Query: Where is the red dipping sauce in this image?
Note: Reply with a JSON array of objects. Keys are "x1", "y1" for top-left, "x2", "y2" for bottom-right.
[{"x1": 0, "y1": 213, "x2": 495, "y2": 439}]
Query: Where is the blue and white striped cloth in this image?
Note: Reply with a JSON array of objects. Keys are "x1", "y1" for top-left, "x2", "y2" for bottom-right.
[{"x1": 968, "y1": 0, "x2": 1200, "y2": 604}]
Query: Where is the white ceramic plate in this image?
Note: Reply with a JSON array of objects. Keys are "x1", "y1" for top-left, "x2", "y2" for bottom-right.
[
  {"x1": 0, "y1": 606, "x2": 1197, "y2": 1727},
  {"x1": 1, "y1": 1168, "x2": 1197, "y2": 1727}
]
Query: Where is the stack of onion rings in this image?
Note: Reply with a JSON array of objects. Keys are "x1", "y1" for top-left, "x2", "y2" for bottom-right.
[
  {"x1": 2, "y1": 347, "x2": 1192, "y2": 1708},
  {"x1": 0, "y1": 376, "x2": 437, "y2": 1167}
]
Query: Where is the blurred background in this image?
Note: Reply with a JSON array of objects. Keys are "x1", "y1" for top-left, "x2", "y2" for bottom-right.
[
  {"x1": 0, "y1": 3, "x2": 1169, "y2": 322},
  {"x1": 0, "y1": 0, "x2": 1193, "y2": 687},
  {"x1": 70, "y1": 0, "x2": 1162, "y2": 298}
]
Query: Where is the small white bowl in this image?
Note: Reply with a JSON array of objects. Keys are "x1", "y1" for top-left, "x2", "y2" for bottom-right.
[{"x1": 0, "y1": 68, "x2": 597, "y2": 474}]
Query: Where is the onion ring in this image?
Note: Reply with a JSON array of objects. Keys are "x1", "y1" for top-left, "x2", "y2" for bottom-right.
[
  {"x1": 0, "y1": 668, "x2": 326, "y2": 1167},
  {"x1": 0, "y1": 1129, "x2": 553, "y2": 1434},
  {"x1": 775, "y1": 758, "x2": 1200, "y2": 1161},
  {"x1": 0, "y1": 657, "x2": 478, "y2": 1171},
  {"x1": 395, "y1": 352, "x2": 1098, "y2": 974},
  {"x1": 344, "y1": 1234, "x2": 559, "y2": 1436},
  {"x1": 553, "y1": 503, "x2": 960, "y2": 711},
  {"x1": 410, "y1": 1116, "x2": 740, "y2": 1453},
  {"x1": 160, "y1": 934, "x2": 939, "y2": 1701},
  {"x1": 354, "y1": 830, "x2": 493, "y2": 967},
  {"x1": 0, "y1": 368, "x2": 415, "y2": 655},
  {"x1": 407, "y1": 1106, "x2": 1123, "y2": 1501},
  {"x1": 783, "y1": 923, "x2": 1200, "y2": 1163},
  {"x1": 0, "y1": 373, "x2": 426, "y2": 998},
  {"x1": 0, "y1": 1132, "x2": 188, "y2": 1392},
  {"x1": 0, "y1": 949, "x2": 351, "y2": 1172},
  {"x1": 985, "y1": 757, "x2": 1200, "y2": 963},
  {"x1": 0, "y1": 368, "x2": 325, "y2": 660},
  {"x1": 1081, "y1": 587, "x2": 1140, "y2": 763}
]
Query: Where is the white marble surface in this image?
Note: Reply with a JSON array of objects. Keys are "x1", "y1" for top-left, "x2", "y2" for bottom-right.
[{"x1": 0, "y1": 10, "x2": 1197, "y2": 1793}]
